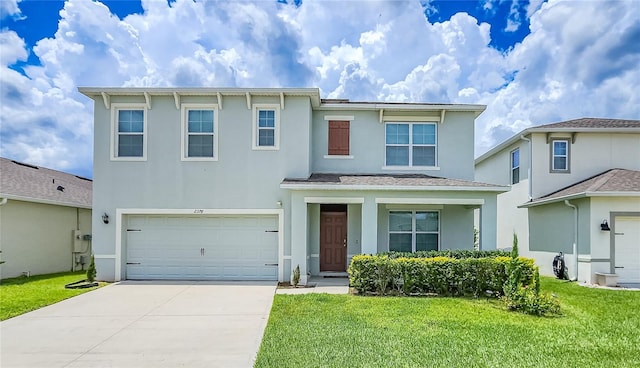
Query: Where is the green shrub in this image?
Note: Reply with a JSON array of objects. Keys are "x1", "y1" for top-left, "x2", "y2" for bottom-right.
[
  {"x1": 380, "y1": 249, "x2": 509, "y2": 260},
  {"x1": 348, "y1": 255, "x2": 535, "y2": 297},
  {"x1": 292, "y1": 265, "x2": 300, "y2": 287},
  {"x1": 86, "y1": 255, "x2": 97, "y2": 282},
  {"x1": 501, "y1": 263, "x2": 561, "y2": 316}
]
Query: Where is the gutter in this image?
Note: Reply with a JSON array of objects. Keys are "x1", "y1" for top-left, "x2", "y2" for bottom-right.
[
  {"x1": 519, "y1": 135, "x2": 532, "y2": 200},
  {"x1": 564, "y1": 200, "x2": 579, "y2": 281}
]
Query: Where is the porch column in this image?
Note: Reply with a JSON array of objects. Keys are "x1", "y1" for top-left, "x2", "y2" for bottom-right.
[
  {"x1": 290, "y1": 194, "x2": 309, "y2": 285},
  {"x1": 480, "y1": 196, "x2": 498, "y2": 250},
  {"x1": 361, "y1": 198, "x2": 378, "y2": 254}
]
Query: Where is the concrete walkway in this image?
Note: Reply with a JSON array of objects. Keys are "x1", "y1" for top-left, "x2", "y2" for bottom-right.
[{"x1": 0, "y1": 281, "x2": 276, "y2": 368}]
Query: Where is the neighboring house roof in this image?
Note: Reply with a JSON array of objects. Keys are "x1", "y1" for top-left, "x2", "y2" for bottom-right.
[
  {"x1": 519, "y1": 169, "x2": 640, "y2": 208},
  {"x1": 0, "y1": 157, "x2": 92, "y2": 209},
  {"x1": 475, "y1": 118, "x2": 640, "y2": 164},
  {"x1": 281, "y1": 173, "x2": 508, "y2": 192}
]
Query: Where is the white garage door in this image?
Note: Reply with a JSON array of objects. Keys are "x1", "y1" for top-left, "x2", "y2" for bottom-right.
[
  {"x1": 126, "y1": 215, "x2": 279, "y2": 280},
  {"x1": 614, "y1": 216, "x2": 640, "y2": 284}
]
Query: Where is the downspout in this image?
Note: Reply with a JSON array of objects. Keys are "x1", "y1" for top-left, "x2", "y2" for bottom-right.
[
  {"x1": 519, "y1": 135, "x2": 532, "y2": 200},
  {"x1": 0, "y1": 198, "x2": 7, "y2": 206},
  {"x1": 564, "y1": 200, "x2": 578, "y2": 281}
]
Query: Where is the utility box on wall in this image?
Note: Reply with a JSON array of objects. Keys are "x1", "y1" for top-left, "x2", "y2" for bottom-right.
[{"x1": 72, "y1": 230, "x2": 83, "y2": 252}]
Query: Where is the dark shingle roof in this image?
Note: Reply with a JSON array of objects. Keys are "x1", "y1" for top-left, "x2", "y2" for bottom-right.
[
  {"x1": 282, "y1": 173, "x2": 505, "y2": 190},
  {"x1": 535, "y1": 118, "x2": 640, "y2": 129},
  {"x1": 0, "y1": 157, "x2": 92, "y2": 208},
  {"x1": 525, "y1": 169, "x2": 640, "y2": 206}
]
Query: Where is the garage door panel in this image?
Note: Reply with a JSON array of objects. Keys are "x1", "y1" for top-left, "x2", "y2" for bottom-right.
[
  {"x1": 126, "y1": 215, "x2": 278, "y2": 280},
  {"x1": 615, "y1": 216, "x2": 640, "y2": 284}
]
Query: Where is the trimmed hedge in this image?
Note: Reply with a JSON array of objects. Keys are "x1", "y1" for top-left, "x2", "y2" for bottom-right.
[
  {"x1": 348, "y1": 255, "x2": 536, "y2": 297},
  {"x1": 380, "y1": 250, "x2": 509, "y2": 259}
]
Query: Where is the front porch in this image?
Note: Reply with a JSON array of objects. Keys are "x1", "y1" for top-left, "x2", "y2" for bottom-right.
[{"x1": 282, "y1": 174, "x2": 508, "y2": 284}]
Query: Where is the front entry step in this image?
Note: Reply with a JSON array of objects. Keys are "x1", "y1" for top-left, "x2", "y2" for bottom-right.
[{"x1": 318, "y1": 271, "x2": 349, "y2": 278}]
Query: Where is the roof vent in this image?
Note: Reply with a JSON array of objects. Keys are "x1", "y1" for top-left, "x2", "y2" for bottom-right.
[{"x1": 57, "y1": 186, "x2": 65, "y2": 192}]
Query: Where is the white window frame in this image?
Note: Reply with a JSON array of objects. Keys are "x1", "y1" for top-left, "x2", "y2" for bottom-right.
[
  {"x1": 551, "y1": 139, "x2": 570, "y2": 172},
  {"x1": 388, "y1": 210, "x2": 440, "y2": 252},
  {"x1": 511, "y1": 148, "x2": 520, "y2": 184},
  {"x1": 110, "y1": 103, "x2": 147, "y2": 161},
  {"x1": 384, "y1": 122, "x2": 438, "y2": 168},
  {"x1": 181, "y1": 103, "x2": 219, "y2": 161},
  {"x1": 252, "y1": 104, "x2": 280, "y2": 150}
]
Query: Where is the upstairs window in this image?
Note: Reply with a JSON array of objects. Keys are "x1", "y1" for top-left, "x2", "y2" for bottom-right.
[
  {"x1": 182, "y1": 104, "x2": 217, "y2": 160},
  {"x1": 111, "y1": 104, "x2": 147, "y2": 160},
  {"x1": 511, "y1": 148, "x2": 520, "y2": 184},
  {"x1": 551, "y1": 139, "x2": 569, "y2": 172},
  {"x1": 385, "y1": 123, "x2": 436, "y2": 167},
  {"x1": 253, "y1": 105, "x2": 280, "y2": 150},
  {"x1": 328, "y1": 120, "x2": 350, "y2": 155},
  {"x1": 389, "y1": 211, "x2": 439, "y2": 252}
]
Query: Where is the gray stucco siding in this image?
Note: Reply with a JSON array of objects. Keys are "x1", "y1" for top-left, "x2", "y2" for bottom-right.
[
  {"x1": 528, "y1": 199, "x2": 591, "y2": 255},
  {"x1": 311, "y1": 110, "x2": 476, "y2": 180}
]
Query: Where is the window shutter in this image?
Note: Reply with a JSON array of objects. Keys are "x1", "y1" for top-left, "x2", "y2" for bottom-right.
[{"x1": 328, "y1": 120, "x2": 350, "y2": 155}]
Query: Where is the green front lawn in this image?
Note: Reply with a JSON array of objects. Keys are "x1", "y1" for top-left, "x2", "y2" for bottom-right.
[
  {"x1": 0, "y1": 271, "x2": 103, "y2": 321},
  {"x1": 255, "y1": 278, "x2": 640, "y2": 368}
]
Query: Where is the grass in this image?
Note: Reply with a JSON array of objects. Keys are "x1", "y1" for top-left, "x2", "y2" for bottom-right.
[
  {"x1": 0, "y1": 271, "x2": 104, "y2": 321},
  {"x1": 255, "y1": 277, "x2": 640, "y2": 368}
]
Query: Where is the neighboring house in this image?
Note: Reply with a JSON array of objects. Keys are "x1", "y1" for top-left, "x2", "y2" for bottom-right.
[
  {"x1": 0, "y1": 158, "x2": 92, "y2": 279},
  {"x1": 79, "y1": 87, "x2": 508, "y2": 284},
  {"x1": 475, "y1": 118, "x2": 640, "y2": 284}
]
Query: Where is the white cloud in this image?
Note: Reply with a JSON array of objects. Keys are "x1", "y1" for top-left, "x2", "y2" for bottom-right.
[
  {"x1": 0, "y1": 0, "x2": 22, "y2": 19},
  {"x1": 0, "y1": 0, "x2": 638, "y2": 175},
  {"x1": 0, "y1": 30, "x2": 27, "y2": 65},
  {"x1": 505, "y1": 0, "x2": 523, "y2": 32}
]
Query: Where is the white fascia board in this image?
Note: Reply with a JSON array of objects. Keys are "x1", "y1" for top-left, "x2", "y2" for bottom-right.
[
  {"x1": 376, "y1": 198, "x2": 485, "y2": 205},
  {"x1": 280, "y1": 184, "x2": 508, "y2": 192},
  {"x1": 316, "y1": 103, "x2": 485, "y2": 113},
  {"x1": 518, "y1": 193, "x2": 587, "y2": 208},
  {"x1": 518, "y1": 191, "x2": 640, "y2": 208},
  {"x1": 0, "y1": 193, "x2": 91, "y2": 209},
  {"x1": 527, "y1": 127, "x2": 640, "y2": 134},
  {"x1": 78, "y1": 87, "x2": 322, "y2": 107},
  {"x1": 304, "y1": 197, "x2": 365, "y2": 204},
  {"x1": 475, "y1": 130, "x2": 531, "y2": 164}
]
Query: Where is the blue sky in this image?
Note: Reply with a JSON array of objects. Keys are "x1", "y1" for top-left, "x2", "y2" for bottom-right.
[{"x1": 1, "y1": 0, "x2": 638, "y2": 178}]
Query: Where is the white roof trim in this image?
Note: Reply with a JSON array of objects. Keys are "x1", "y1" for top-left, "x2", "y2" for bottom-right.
[
  {"x1": 280, "y1": 183, "x2": 508, "y2": 192},
  {"x1": 304, "y1": 197, "x2": 365, "y2": 204},
  {"x1": 376, "y1": 198, "x2": 485, "y2": 205},
  {"x1": 518, "y1": 191, "x2": 640, "y2": 208},
  {"x1": 0, "y1": 194, "x2": 91, "y2": 209}
]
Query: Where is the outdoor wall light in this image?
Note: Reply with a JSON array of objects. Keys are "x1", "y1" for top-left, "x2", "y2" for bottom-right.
[
  {"x1": 102, "y1": 213, "x2": 110, "y2": 224},
  {"x1": 600, "y1": 220, "x2": 610, "y2": 231},
  {"x1": 276, "y1": 200, "x2": 283, "y2": 207}
]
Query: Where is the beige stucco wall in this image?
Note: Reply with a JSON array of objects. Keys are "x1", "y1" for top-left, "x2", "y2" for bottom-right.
[{"x1": 0, "y1": 200, "x2": 92, "y2": 279}]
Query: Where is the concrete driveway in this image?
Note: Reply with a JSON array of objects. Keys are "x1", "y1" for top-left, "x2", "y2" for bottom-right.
[{"x1": 0, "y1": 281, "x2": 276, "y2": 368}]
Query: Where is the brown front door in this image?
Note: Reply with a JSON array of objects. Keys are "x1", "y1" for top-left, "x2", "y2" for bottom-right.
[{"x1": 320, "y1": 211, "x2": 347, "y2": 272}]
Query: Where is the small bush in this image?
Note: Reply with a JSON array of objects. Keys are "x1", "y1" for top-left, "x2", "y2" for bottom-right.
[
  {"x1": 501, "y1": 251, "x2": 561, "y2": 316},
  {"x1": 86, "y1": 255, "x2": 97, "y2": 282},
  {"x1": 348, "y1": 254, "x2": 535, "y2": 297}
]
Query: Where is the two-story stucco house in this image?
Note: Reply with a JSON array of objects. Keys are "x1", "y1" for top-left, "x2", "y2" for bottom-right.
[
  {"x1": 79, "y1": 87, "x2": 507, "y2": 284},
  {"x1": 475, "y1": 118, "x2": 640, "y2": 285}
]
